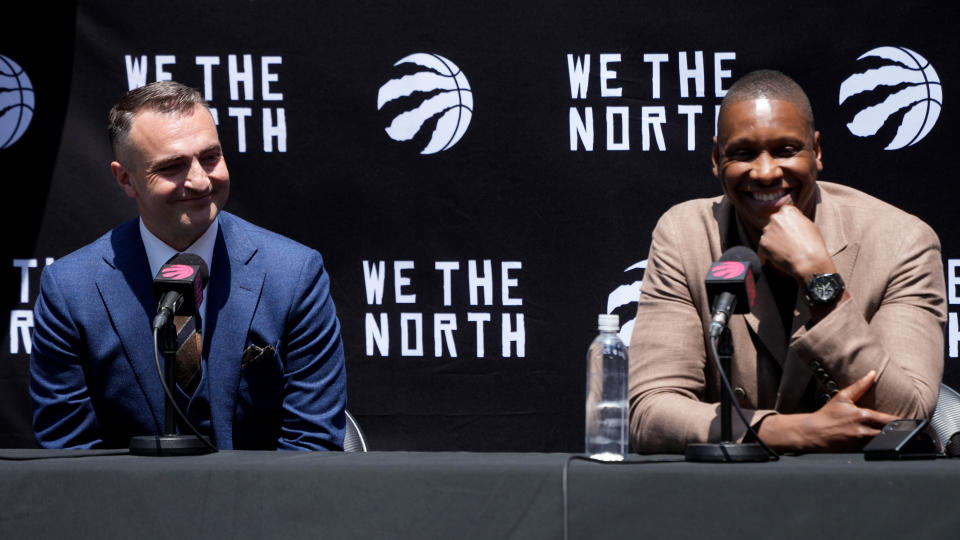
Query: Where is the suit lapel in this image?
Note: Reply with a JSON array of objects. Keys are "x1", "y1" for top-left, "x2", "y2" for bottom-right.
[
  {"x1": 792, "y1": 186, "x2": 853, "y2": 330},
  {"x1": 743, "y1": 275, "x2": 788, "y2": 365},
  {"x1": 717, "y1": 200, "x2": 789, "y2": 366},
  {"x1": 777, "y1": 186, "x2": 857, "y2": 411},
  {"x1": 203, "y1": 213, "x2": 264, "y2": 449},
  {"x1": 95, "y1": 219, "x2": 165, "y2": 430}
]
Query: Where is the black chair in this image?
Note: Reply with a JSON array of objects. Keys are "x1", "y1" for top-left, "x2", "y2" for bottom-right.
[
  {"x1": 343, "y1": 410, "x2": 369, "y2": 452},
  {"x1": 929, "y1": 383, "x2": 960, "y2": 457}
]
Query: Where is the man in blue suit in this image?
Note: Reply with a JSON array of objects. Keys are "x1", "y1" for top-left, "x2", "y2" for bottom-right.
[{"x1": 30, "y1": 81, "x2": 346, "y2": 450}]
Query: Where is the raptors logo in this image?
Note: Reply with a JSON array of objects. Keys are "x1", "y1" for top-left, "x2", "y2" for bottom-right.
[
  {"x1": 160, "y1": 264, "x2": 196, "y2": 280},
  {"x1": 839, "y1": 46, "x2": 942, "y2": 150},
  {"x1": 377, "y1": 53, "x2": 473, "y2": 155},
  {"x1": 709, "y1": 261, "x2": 746, "y2": 280}
]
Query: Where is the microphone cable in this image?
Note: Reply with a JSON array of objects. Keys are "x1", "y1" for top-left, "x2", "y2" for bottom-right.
[
  {"x1": 709, "y1": 334, "x2": 779, "y2": 461},
  {"x1": 152, "y1": 327, "x2": 219, "y2": 453}
]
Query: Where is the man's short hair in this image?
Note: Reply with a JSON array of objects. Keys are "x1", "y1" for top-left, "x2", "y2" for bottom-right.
[
  {"x1": 719, "y1": 69, "x2": 815, "y2": 135},
  {"x1": 107, "y1": 81, "x2": 208, "y2": 157}
]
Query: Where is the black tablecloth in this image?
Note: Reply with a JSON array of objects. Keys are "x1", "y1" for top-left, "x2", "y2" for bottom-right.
[{"x1": 0, "y1": 450, "x2": 957, "y2": 539}]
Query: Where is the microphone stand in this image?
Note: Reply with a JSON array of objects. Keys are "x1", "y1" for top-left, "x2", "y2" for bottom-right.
[
  {"x1": 685, "y1": 328, "x2": 769, "y2": 462},
  {"x1": 130, "y1": 315, "x2": 213, "y2": 456}
]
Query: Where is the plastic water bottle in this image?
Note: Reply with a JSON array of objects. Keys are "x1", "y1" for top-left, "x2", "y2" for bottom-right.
[{"x1": 585, "y1": 314, "x2": 628, "y2": 461}]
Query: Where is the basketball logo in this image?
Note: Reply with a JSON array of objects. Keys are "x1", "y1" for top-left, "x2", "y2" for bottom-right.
[
  {"x1": 161, "y1": 264, "x2": 196, "y2": 280},
  {"x1": 710, "y1": 261, "x2": 745, "y2": 280},
  {"x1": 377, "y1": 53, "x2": 473, "y2": 155},
  {"x1": 839, "y1": 46, "x2": 942, "y2": 150},
  {"x1": 0, "y1": 55, "x2": 34, "y2": 149},
  {"x1": 606, "y1": 260, "x2": 646, "y2": 344}
]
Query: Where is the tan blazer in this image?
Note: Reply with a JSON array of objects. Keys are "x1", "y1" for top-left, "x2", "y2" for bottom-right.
[{"x1": 628, "y1": 181, "x2": 946, "y2": 453}]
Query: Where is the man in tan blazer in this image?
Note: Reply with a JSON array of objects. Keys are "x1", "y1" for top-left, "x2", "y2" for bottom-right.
[{"x1": 628, "y1": 70, "x2": 946, "y2": 454}]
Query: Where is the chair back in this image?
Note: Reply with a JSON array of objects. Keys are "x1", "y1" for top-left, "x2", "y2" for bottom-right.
[
  {"x1": 929, "y1": 383, "x2": 960, "y2": 456},
  {"x1": 343, "y1": 410, "x2": 369, "y2": 452}
]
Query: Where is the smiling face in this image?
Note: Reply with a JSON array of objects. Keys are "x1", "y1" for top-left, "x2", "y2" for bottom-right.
[
  {"x1": 712, "y1": 98, "x2": 822, "y2": 244},
  {"x1": 111, "y1": 103, "x2": 229, "y2": 251}
]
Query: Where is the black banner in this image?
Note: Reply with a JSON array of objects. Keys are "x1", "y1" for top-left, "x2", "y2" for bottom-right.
[{"x1": 3, "y1": 0, "x2": 959, "y2": 450}]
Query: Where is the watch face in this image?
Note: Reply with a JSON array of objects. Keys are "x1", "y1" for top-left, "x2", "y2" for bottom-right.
[
  {"x1": 807, "y1": 274, "x2": 844, "y2": 304},
  {"x1": 813, "y1": 281, "x2": 836, "y2": 300}
]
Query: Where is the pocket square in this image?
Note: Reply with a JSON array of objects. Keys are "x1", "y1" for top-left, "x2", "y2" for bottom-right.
[{"x1": 241, "y1": 344, "x2": 275, "y2": 368}]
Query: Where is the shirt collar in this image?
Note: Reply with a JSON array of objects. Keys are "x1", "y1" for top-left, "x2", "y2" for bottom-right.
[{"x1": 139, "y1": 217, "x2": 219, "y2": 279}]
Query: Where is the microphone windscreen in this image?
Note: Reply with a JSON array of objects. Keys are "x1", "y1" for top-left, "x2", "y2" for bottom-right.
[
  {"x1": 163, "y1": 253, "x2": 210, "y2": 288},
  {"x1": 706, "y1": 246, "x2": 760, "y2": 313},
  {"x1": 717, "y1": 246, "x2": 761, "y2": 277},
  {"x1": 154, "y1": 253, "x2": 209, "y2": 317}
]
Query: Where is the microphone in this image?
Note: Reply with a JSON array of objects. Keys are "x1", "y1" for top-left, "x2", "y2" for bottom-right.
[
  {"x1": 131, "y1": 252, "x2": 217, "y2": 456},
  {"x1": 152, "y1": 253, "x2": 209, "y2": 331},
  {"x1": 706, "y1": 246, "x2": 760, "y2": 337},
  {"x1": 687, "y1": 245, "x2": 774, "y2": 463}
]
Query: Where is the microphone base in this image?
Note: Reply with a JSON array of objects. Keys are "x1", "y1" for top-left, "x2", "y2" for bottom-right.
[
  {"x1": 684, "y1": 442, "x2": 769, "y2": 462},
  {"x1": 129, "y1": 435, "x2": 215, "y2": 456}
]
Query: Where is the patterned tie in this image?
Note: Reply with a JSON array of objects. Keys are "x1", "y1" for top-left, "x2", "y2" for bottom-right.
[{"x1": 173, "y1": 315, "x2": 202, "y2": 395}]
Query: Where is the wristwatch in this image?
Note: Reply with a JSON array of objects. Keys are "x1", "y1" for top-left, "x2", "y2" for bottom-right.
[{"x1": 804, "y1": 273, "x2": 845, "y2": 305}]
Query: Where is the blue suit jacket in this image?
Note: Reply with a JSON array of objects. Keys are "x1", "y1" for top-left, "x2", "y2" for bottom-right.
[{"x1": 30, "y1": 212, "x2": 346, "y2": 450}]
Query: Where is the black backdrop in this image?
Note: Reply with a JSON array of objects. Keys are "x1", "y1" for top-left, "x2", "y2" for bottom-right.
[{"x1": 2, "y1": 1, "x2": 958, "y2": 450}]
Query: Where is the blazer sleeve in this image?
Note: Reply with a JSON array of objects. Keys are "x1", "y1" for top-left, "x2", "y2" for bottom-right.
[
  {"x1": 276, "y1": 250, "x2": 347, "y2": 451},
  {"x1": 791, "y1": 218, "x2": 946, "y2": 418},
  {"x1": 30, "y1": 265, "x2": 105, "y2": 449}
]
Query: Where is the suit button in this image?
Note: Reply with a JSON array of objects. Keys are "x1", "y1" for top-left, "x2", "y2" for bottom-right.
[
  {"x1": 815, "y1": 368, "x2": 828, "y2": 379},
  {"x1": 826, "y1": 380, "x2": 839, "y2": 392},
  {"x1": 818, "y1": 393, "x2": 831, "y2": 406},
  {"x1": 734, "y1": 387, "x2": 747, "y2": 400},
  {"x1": 810, "y1": 360, "x2": 822, "y2": 369}
]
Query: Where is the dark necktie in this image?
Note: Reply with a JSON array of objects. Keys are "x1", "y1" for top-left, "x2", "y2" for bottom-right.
[{"x1": 174, "y1": 315, "x2": 202, "y2": 395}]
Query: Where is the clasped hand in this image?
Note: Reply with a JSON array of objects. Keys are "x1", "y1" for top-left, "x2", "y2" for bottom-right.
[{"x1": 757, "y1": 370, "x2": 899, "y2": 452}]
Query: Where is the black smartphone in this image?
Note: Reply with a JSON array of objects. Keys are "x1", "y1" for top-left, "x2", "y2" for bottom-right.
[{"x1": 863, "y1": 418, "x2": 938, "y2": 460}]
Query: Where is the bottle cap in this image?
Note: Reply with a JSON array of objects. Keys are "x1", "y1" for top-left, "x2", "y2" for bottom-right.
[{"x1": 598, "y1": 314, "x2": 619, "y2": 331}]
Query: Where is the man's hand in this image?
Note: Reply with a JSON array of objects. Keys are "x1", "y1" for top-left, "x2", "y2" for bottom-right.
[
  {"x1": 756, "y1": 205, "x2": 834, "y2": 284},
  {"x1": 757, "y1": 205, "x2": 849, "y2": 323},
  {"x1": 755, "y1": 370, "x2": 899, "y2": 452}
]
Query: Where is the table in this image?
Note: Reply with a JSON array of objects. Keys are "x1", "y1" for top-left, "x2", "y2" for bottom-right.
[{"x1": 1, "y1": 450, "x2": 957, "y2": 539}]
